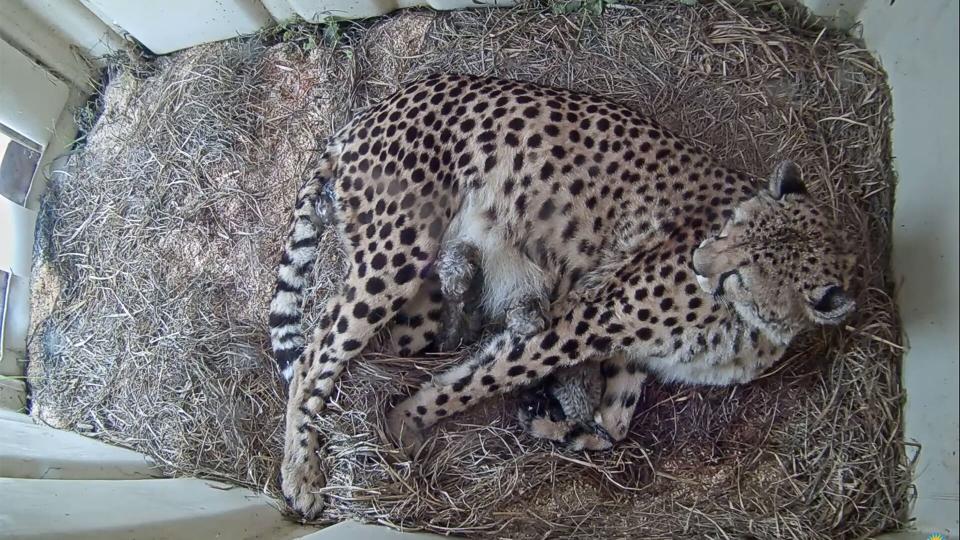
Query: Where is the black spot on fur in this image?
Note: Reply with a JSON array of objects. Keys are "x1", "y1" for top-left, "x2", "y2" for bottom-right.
[{"x1": 365, "y1": 277, "x2": 386, "y2": 295}]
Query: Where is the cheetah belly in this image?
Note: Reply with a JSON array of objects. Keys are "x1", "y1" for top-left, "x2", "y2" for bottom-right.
[
  {"x1": 443, "y1": 191, "x2": 552, "y2": 320},
  {"x1": 643, "y1": 353, "x2": 765, "y2": 386},
  {"x1": 637, "y1": 325, "x2": 782, "y2": 386}
]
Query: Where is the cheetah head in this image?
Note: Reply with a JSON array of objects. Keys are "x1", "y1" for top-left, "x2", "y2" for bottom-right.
[{"x1": 691, "y1": 160, "x2": 856, "y2": 344}]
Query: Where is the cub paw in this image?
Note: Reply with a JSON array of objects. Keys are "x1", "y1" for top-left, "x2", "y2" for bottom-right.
[{"x1": 563, "y1": 421, "x2": 613, "y2": 451}]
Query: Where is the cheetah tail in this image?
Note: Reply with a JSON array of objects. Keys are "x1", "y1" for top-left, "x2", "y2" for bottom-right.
[{"x1": 268, "y1": 154, "x2": 337, "y2": 383}]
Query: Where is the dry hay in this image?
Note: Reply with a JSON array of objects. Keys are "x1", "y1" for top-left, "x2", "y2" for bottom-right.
[{"x1": 27, "y1": 2, "x2": 910, "y2": 538}]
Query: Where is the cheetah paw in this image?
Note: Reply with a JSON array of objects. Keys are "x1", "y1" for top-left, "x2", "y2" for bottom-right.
[{"x1": 280, "y1": 433, "x2": 326, "y2": 519}]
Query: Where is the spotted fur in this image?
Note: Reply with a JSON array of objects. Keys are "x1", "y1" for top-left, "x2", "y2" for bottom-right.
[{"x1": 269, "y1": 74, "x2": 856, "y2": 518}]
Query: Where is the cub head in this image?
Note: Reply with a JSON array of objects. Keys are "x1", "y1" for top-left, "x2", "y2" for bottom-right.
[{"x1": 692, "y1": 160, "x2": 856, "y2": 344}]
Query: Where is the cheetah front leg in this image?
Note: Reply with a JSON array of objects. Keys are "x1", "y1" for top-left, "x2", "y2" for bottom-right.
[
  {"x1": 387, "y1": 298, "x2": 612, "y2": 453},
  {"x1": 593, "y1": 355, "x2": 648, "y2": 443}
]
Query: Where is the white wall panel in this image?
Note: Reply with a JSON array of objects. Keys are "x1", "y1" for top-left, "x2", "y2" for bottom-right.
[
  {"x1": 0, "y1": 39, "x2": 70, "y2": 146},
  {"x1": 15, "y1": 0, "x2": 126, "y2": 60},
  {"x1": 79, "y1": 0, "x2": 275, "y2": 55},
  {"x1": 0, "y1": 413, "x2": 160, "y2": 479}
]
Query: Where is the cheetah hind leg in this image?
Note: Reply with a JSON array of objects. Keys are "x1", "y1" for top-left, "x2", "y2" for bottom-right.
[
  {"x1": 281, "y1": 226, "x2": 440, "y2": 518},
  {"x1": 379, "y1": 272, "x2": 445, "y2": 357}
]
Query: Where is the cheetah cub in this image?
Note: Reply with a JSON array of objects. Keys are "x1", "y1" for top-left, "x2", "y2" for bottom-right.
[{"x1": 268, "y1": 74, "x2": 856, "y2": 518}]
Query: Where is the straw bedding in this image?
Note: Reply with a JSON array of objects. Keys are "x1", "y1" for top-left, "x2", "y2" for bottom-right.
[{"x1": 27, "y1": 2, "x2": 909, "y2": 538}]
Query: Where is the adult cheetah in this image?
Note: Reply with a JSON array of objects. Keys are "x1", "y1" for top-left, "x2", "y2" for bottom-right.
[{"x1": 268, "y1": 73, "x2": 856, "y2": 518}]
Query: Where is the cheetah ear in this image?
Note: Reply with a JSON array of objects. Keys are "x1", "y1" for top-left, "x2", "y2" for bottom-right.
[{"x1": 768, "y1": 160, "x2": 806, "y2": 198}]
